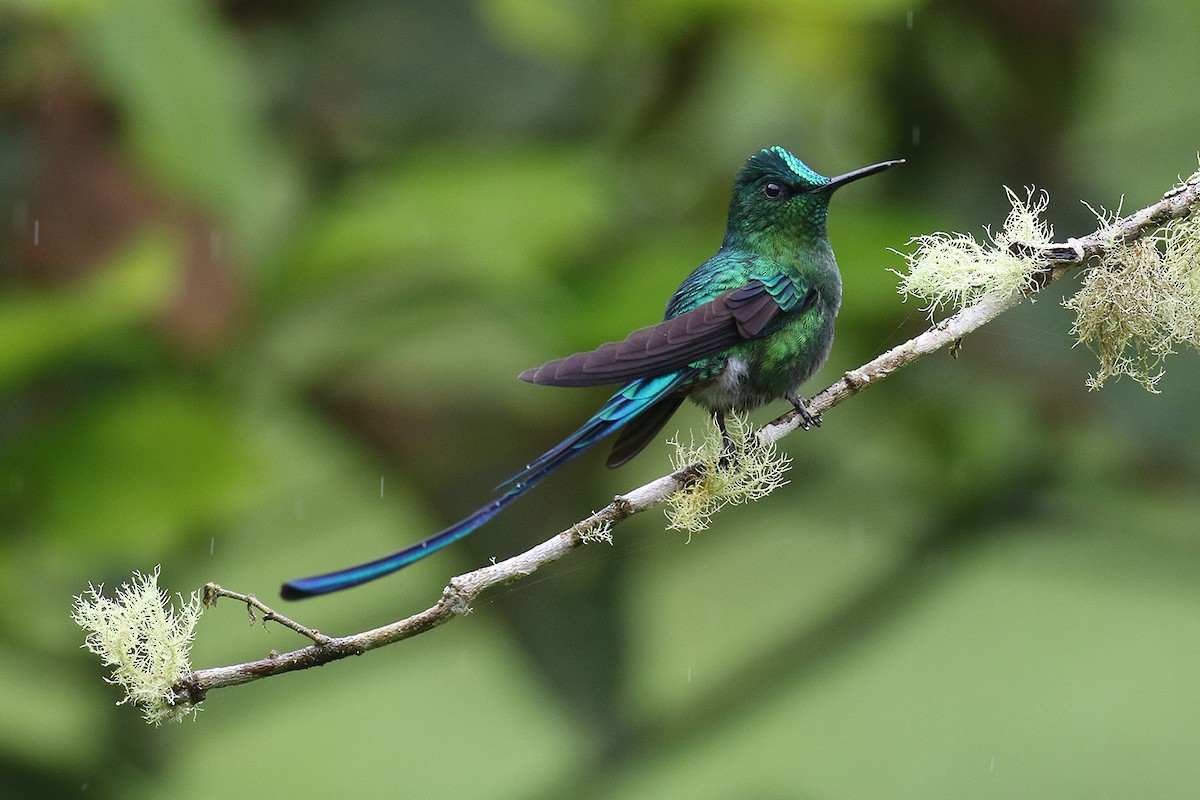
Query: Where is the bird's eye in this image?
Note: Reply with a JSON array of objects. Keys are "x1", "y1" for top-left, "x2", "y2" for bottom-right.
[{"x1": 762, "y1": 181, "x2": 788, "y2": 200}]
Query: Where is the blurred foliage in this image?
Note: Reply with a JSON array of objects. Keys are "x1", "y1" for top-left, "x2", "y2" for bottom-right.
[{"x1": 1, "y1": 0, "x2": 1200, "y2": 798}]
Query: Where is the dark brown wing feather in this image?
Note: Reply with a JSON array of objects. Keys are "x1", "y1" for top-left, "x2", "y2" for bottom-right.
[{"x1": 519, "y1": 281, "x2": 789, "y2": 388}]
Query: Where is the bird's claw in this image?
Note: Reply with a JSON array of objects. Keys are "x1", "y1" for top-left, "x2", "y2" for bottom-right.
[
  {"x1": 717, "y1": 435, "x2": 738, "y2": 468},
  {"x1": 790, "y1": 395, "x2": 822, "y2": 430}
]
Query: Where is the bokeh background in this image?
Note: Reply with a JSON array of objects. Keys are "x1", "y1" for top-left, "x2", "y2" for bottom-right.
[{"x1": 3, "y1": 0, "x2": 1199, "y2": 797}]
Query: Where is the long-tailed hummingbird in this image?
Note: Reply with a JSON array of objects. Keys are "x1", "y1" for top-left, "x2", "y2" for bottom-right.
[{"x1": 282, "y1": 146, "x2": 901, "y2": 599}]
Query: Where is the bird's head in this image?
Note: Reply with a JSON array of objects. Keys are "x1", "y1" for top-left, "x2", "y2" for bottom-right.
[{"x1": 724, "y1": 146, "x2": 902, "y2": 250}]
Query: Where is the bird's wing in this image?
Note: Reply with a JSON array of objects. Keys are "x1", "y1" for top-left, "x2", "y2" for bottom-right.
[{"x1": 520, "y1": 275, "x2": 816, "y2": 387}]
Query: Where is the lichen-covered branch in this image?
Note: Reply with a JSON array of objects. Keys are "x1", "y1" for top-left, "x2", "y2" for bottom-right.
[{"x1": 78, "y1": 167, "x2": 1200, "y2": 721}]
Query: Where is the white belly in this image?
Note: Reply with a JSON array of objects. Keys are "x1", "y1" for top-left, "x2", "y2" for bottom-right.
[{"x1": 689, "y1": 356, "x2": 750, "y2": 412}]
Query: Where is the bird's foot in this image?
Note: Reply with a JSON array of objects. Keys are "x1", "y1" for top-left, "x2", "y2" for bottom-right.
[
  {"x1": 718, "y1": 436, "x2": 738, "y2": 468},
  {"x1": 715, "y1": 413, "x2": 738, "y2": 468},
  {"x1": 789, "y1": 395, "x2": 822, "y2": 430}
]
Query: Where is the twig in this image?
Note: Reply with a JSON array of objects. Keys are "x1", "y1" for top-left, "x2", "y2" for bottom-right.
[
  {"x1": 169, "y1": 171, "x2": 1200, "y2": 707},
  {"x1": 201, "y1": 583, "x2": 332, "y2": 645}
]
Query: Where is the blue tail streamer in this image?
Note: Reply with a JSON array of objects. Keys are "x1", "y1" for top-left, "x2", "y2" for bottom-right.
[{"x1": 281, "y1": 372, "x2": 688, "y2": 599}]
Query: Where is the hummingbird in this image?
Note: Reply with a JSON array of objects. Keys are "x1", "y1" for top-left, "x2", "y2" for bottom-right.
[{"x1": 282, "y1": 146, "x2": 901, "y2": 599}]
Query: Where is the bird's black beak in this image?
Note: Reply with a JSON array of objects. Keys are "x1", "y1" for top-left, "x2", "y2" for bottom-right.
[{"x1": 812, "y1": 158, "x2": 904, "y2": 193}]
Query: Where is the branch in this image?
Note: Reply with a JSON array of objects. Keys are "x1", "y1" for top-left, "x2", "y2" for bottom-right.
[{"x1": 168, "y1": 169, "x2": 1200, "y2": 709}]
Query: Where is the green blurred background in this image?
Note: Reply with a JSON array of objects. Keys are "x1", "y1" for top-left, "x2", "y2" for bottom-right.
[{"x1": 2, "y1": 0, "x2": 1199, "y2": 797}]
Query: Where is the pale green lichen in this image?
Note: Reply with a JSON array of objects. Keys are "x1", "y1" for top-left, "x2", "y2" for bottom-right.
[
  {"x1": 1065, "y1": 185, "x2": 1200, "y2": 391},
  {"x1": 72, "y1": 567, "x2": 204, "y2": 725},
  {"x1": 893, "y1": 187, "x2": 1052, "y2": 314},
  {"x1": 894, "y1": 173, "x2": 1200, "y2": 390},
  {"x1": 664, "y1": 414, "x2": 791, "y2": 535},
  {"x1": 578, "y1": 518, "x2": 614, "y2": 545}
]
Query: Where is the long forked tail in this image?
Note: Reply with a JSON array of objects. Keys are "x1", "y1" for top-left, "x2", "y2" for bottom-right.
[{"x1": 280, "y1": 372, "x2": 689, "y2": 599}]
